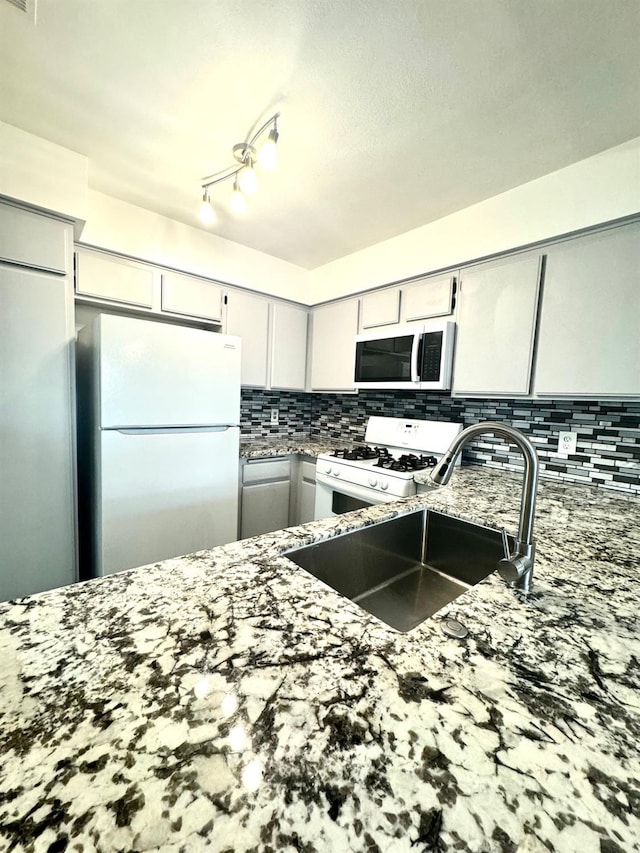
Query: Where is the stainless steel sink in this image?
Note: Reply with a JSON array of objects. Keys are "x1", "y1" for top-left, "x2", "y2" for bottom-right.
[{"x1": 285, "y1": 510, "x2": 509, "y2": 632}]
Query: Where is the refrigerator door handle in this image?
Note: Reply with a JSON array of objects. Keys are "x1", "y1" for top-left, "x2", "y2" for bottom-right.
[{"x1": 113, "y1": 425, "x2": 240, "y2": 435}]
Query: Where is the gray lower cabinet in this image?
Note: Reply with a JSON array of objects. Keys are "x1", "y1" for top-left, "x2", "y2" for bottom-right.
[
  {"x1": 0, "y1": 204, "x2": 77, "y2": 602},
  {"x1": 240, "y1": 457, "x2": 291, "y2": 539},
  {"x1": 534, "y1": 223, "x2": 640, "y2": 397}
]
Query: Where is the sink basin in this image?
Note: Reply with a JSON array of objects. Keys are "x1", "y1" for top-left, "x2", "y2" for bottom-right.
[{"x1": 285, "y1": 510, "x2": 508, "y2": 632}]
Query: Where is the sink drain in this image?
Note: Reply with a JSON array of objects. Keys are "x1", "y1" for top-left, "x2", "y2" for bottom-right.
[{"x1": 441, "y1": 618, "x2": 468, "y2": 639}]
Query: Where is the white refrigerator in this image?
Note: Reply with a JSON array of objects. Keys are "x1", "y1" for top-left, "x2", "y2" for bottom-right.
[{"x1": 85, "y1": 314, "x2": 241, "y2": 577}]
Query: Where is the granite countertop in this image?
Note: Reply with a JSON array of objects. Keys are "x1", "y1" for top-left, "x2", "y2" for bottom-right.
[
  {"x1": 1, "y1": 468, "x2": 639, "y2": 852},
  {"x1": 240, "y1": 435, "x2": 346, "y2": 459}
]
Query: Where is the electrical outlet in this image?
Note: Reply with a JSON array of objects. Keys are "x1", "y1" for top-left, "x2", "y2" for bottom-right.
[
  {"x1": 270, "y1": 408, "x2": 279, "y2": 426},
  {"x1": 558, "y1": 431, "x2": 577, "y2": 456}
]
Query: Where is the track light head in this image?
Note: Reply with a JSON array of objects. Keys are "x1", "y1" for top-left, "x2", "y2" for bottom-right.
[
  {"x1": 230, "y1": 178, "x2": 247, "y2": 215},
  {"x1": 198, "y1": 190, "x2": 215, "y2": 225},
  {"x1": 257, "y1": 124, "x2": 278, "y2": 171}
]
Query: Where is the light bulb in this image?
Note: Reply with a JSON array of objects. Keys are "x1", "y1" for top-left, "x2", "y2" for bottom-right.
[
  {"x1": 198, "y1": 191, "x2": 215, "y2": 225},
  {"x1": 257, "y1": 127, "x2": 278, "y2": 171},
  {"x1": 238, "y1": 161, "x2": 258, "y2": 195},
  {"x1": 230, "y1": 181, "x2": 247, "y2": 215}
]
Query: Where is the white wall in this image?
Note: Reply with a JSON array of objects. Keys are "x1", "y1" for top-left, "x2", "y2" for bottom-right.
[
  {"x1": 308, "y1": 137, "x2": 640, "y2": 304},
  {"x1": 0, "y1": 120, "x2": 88, "y2": 232},
  {"x1": 80, "y1": 191, "x2": 310, "y2": 303},
  {"x1": 3, "y1": 121, "x2": 638, "y2": 307}
]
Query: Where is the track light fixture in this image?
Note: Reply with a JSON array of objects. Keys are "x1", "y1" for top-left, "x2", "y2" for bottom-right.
[{"x1": 198, "y1": 113, "x2": 279, "y2": 224}]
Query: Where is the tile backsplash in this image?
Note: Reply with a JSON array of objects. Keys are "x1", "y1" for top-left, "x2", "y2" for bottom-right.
[
  {"x1": 240, "y1": 390, "x2": 312, "y2": 440},
  {"x1": 241, "y1": 389, "x2": 640, "y2": 495}
]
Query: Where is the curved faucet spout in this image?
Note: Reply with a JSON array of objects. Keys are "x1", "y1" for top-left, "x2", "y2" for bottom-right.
[{"x1": 430, "y1": 422, "x2": 539, "y2": 593}]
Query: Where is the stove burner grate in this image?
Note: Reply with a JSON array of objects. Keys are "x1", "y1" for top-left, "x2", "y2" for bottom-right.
[
  {"x1": 331, "y1": 445, "x2": 385, "y2": 461},
  {"x1": 375, "y1": 453, "x2": 438, "y2": 472}
]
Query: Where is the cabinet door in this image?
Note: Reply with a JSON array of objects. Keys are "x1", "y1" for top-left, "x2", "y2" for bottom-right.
[
  {"x1": 241, "y1": 481, "x2": 291, "y2": 538},
  {"x1": 271, "y1": 302, "x2": 308, "y2": 390},
  {"x1": 535, "y1": 225, "x2": 640, "y2": 396},
  {"x1": 0, "y1": 203, "x2": 68, "y2": 273},
  {"x1": 360, "y1": 289, "x2": 400, "y2": 329},
  {"x1": 453, "y1": 254, "x2": 541, "y2": 396},
  {"x1": 401, "y1": 274, "x2": 454, "y2": 322},
  {"x1": 76, "y1": 251, "x2": 155, "y2": 308},
  {"x1": 310, "y1": 298, "x2": 360, "y2": 391},
  {"x1": 0, "y1": 263, "x2": 77, "y2": 600},
  {"x1": 225, "y1": 289, "x2": 270, "y2": 387},
  {"x1": 161, "y1": 272, "x2": 222, "y2": 322}
]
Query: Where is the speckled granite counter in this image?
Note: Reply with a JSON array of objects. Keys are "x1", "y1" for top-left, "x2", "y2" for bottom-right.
[
  {"x1": 1, "y1": 467, "x2": 639, "y2": 852},
  {"x1": 239, "y1": 435, "x2": 345, "y2": 459}
]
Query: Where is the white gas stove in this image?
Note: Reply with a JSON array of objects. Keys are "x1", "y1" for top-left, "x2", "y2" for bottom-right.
[{"x1": 314, "y1": 416, "x2": 463, "y2": 519}]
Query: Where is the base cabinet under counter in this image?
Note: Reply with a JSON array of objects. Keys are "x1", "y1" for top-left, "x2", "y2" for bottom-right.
[
  {"x1": 240, "y1": 456, "x2": 292, "y2": 539},
  {"x1": 239, "y1": 453, "x2": 318, "y2": 538}
]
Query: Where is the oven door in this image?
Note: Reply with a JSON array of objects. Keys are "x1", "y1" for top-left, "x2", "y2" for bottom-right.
[{"x1": 314, "y1": 472, "x2": 398, "y2": 520}]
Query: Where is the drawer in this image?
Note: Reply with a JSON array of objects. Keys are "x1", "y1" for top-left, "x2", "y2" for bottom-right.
[{"x1": 242, "y1": 457, "x2": 291, "y2": 484}]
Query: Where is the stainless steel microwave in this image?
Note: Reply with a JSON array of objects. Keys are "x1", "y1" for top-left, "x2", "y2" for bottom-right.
[{"x1": 354, "y1": 321, "x2": 455, "y2": 391}]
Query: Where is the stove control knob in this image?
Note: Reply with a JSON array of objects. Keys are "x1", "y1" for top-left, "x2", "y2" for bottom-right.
[
  {"x1": 380, "y1": 479, "x2": 389, "y2": 491},
  {"x1": 332, "y1": 469, "x2": 341, "y2": 477},
  {"x1": 368, "y1": 476, "x2": 378, "y2": 488},
  {"x1": 324, "y1": 465, "x2": 333, "y2": 475}
]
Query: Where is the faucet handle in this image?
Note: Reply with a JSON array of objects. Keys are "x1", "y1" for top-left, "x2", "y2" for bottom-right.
[
  {"x1": 498, "y1": 554, "x2": 529, "y2": 583},
  {"x1": 500, "y1": 527, "x2": 510, "y2": 560},
  {"x1": 496, "y1": 535, "x2": 535, "y2": 592}
]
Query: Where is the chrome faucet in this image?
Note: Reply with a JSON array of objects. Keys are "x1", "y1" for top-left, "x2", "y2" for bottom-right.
[{"x1": 430, "y1": 422, "x2": 539, "y2": 593}]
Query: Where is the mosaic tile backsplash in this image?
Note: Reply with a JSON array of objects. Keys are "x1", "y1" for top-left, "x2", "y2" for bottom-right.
[{"x1": 241, "y1": 390, "x2": 640, "y2": 495}]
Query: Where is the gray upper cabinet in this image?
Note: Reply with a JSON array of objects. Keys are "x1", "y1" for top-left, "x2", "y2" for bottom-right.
[
  {"x1": 225, "y1": 288, "x2": 270, "y2": 388},
  {"x1": 310, "y1": 298, "x2": 360, "y2": 391},
  {"x1": 453, "y1": 254, "x2": 542, "y2": 396},
  {"x1": 360, "y1": 289, "x2": 400, "y2": 329},
  {"x1": 400, "y1": 274, "x2": 455, "y2": 323},
  {"x1": 270, "y1": 302, "x2": 308, "y2": 391},
  {"x1": 534, "y1": 224, "x2": 640, "y2": 397},
  {"x1": 0, "y1": 203, "x2": 69, "y2": 274},
  {"x1": 161, "y1": 271, "x2": 223, "y2": 322},
  {"x1": 76, "y1": 250, "x2": 155, "y2": 308}
]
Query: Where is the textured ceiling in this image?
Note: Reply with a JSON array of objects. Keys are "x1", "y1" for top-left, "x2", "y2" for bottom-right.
[{"x1": 1, "y1": 0, "x2": 639, "y2": 269}]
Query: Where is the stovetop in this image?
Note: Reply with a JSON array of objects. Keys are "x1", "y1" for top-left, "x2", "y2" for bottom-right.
[{"x1": 329, "y1": 445, "x2": 438, "y2": 473}]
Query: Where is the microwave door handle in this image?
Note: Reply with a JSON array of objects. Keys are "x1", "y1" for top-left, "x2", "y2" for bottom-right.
[{"x1": 411, "y1": 334, "x2": 422, "y2": 383}]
